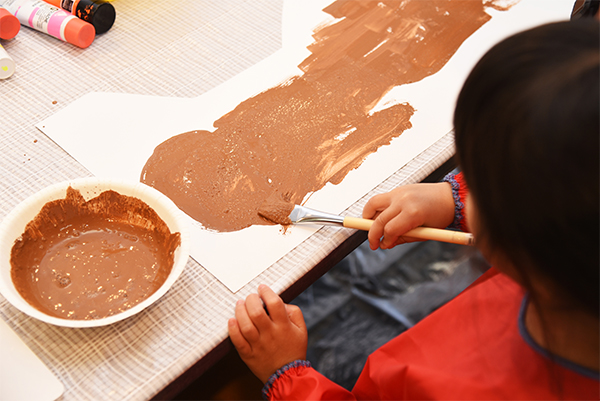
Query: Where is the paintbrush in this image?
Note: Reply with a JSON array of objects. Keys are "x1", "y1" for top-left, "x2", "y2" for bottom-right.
[{"x1": 258, "y1": 199, "x2": 474, "y2": 246}]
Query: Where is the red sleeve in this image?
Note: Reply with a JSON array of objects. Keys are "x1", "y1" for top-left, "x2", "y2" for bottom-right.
[{"x1": 264, "y1": 364, "x2": 356, "y2": 401}]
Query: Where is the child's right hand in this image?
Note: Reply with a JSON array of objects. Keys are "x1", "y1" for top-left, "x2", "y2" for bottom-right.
[
  {"x1": 362, "y1": 182, "x2": 455, "y2": 250},
  {"x1": 228, "y1": 285, "x2": 308, "y2": 383}
]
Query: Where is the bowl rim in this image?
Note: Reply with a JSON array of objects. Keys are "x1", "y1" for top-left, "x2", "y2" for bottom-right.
[{"x1": 0, "y1": 177, "x2": 191, "y2": 328}]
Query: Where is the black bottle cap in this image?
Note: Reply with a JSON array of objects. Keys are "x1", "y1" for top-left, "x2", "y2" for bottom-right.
[{"x1": 75, "y1": 0, "x2": 116, "y2": 35}]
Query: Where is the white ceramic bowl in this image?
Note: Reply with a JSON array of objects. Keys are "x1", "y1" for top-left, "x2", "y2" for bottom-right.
[{"x1": 0, "y1": 178, "x2": 190, "y2": 328}]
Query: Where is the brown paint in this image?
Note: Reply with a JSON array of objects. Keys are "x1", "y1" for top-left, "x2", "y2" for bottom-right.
[
  {"x1": 141, "y1": 0, "x2": 511, "y2": 232},
  {"x1": 10, "y1": 187, "x2": 181, "y2": 320},
  {"x1": 258, "y1": 192, "x2": 294, "y2": 226}
]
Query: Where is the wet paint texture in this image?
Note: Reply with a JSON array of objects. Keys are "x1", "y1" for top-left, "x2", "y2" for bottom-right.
[
  {"x1": 141, "y1": 0, "x2": 505, "y2": 232},
  {"x1": 258, "y1": 192, "x2": 295, "y2": 226},
  {"x1": 10, "y1": 187, "x2": 181, "y2": 320}
]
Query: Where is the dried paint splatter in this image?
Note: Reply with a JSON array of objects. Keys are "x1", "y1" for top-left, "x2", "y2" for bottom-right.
[{"x1": 141, "y1": 0, "x2": 515, "y2": 232}]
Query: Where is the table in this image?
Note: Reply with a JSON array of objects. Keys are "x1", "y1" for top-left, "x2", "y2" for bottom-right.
[{"x1": 0, "y1": 1, "x2": 454, "y2": 399}]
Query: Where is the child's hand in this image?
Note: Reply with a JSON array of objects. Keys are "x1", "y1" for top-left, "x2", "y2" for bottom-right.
[
  {"x1": 228, "y1": 284, "x2": 308, "y2": 383},
  {"x1": 363, "y1": 182, "x2": 455, "y2": 250}
]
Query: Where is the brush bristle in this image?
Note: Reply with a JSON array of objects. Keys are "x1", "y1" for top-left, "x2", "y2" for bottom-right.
[{"x1": 257, "y1": 194, "x2": 294, "y2": 225}]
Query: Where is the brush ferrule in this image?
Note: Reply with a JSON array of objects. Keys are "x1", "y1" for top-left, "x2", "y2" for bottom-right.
[{"x1": 290, "y1": 205, "x2": 345, "y2": 226}]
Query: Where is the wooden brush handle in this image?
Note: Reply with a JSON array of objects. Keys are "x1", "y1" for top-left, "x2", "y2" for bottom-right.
[
  {"x1": 343, "y1": 216, "x2": 374, "y2": 231},
  {"x1": 343, "y1": 217, "x2": 474, "y2": 246}
]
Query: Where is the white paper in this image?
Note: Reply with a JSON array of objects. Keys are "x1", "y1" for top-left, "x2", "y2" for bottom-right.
[
  {"x1": 0, "y1": 319, "x2": 64, "y2": 401},
  {"x1": 37, "y1": 0, "x2": 571, "y2": 292}
]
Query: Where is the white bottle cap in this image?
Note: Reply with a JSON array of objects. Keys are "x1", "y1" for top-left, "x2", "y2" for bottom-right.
[{"x1": 0, "y1": 44, "x2": 15, "y2": 79}]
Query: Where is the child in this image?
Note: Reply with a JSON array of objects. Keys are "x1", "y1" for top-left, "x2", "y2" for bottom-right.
[{"x1": 228, "y1": 19, "x2": 599, "y2": 400}]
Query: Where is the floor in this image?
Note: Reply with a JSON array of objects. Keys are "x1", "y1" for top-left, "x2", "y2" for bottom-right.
[{"x1": 172, "y1": 238, "x2": 489, "y2": 400}]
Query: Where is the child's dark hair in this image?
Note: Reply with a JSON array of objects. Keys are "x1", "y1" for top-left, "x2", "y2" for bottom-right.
[{"x1": 454, "y1": 20, "x2": 599, "y2": 316}]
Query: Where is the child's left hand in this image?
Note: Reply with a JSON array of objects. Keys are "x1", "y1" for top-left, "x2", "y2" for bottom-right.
[{"x1": 228, "y1": 284, "x2": 308, "y2": 383}]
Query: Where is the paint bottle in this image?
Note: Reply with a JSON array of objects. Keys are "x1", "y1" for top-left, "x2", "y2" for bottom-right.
[
  {"x1": 0, "y1": 0, "x2": 95, "y2": 48},
  {"x1": 0, "y1": 43, "x2": 15, "y2": 79},
  {"x1": 45, "y1": 0, "x2": 115, "y2": 34},
  {"x1": 0, "y1": 6, "x2": 20, "y2": 39}
]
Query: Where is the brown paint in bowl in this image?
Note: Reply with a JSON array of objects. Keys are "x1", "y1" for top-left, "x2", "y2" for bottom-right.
[{"x1": 9, "y1": 186, "x2": 181, "y2": 321}]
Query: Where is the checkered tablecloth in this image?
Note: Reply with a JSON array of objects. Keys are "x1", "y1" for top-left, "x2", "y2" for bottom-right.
[{"x1": 0, "y1": 1, "x2": 454, "y2": 399}]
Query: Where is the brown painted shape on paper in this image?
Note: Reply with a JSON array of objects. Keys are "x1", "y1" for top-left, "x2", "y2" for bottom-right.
[{"x1": 141, "y1": 0, "x2": 508, "y2": 232}]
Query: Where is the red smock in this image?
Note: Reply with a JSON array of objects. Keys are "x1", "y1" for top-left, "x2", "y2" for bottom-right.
[{"x1": 266, "y1": 269, "x2": 599, "y2": 400}]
